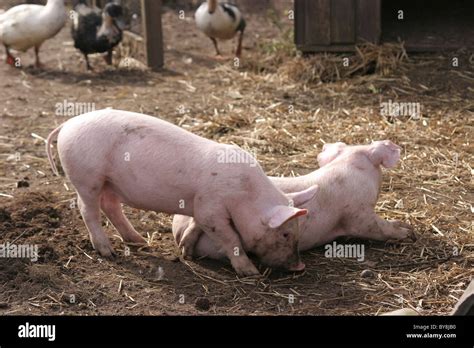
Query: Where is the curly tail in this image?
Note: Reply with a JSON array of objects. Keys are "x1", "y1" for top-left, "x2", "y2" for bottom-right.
[{"x1": 45, "y1": 124, "x2": 64, "y2": 176}]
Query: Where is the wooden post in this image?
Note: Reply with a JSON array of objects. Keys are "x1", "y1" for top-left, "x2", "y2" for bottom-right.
[
  {"x1": 92, "y1": 0, "x2": 105, "y2": 8},
  {"x1": 141, "y1": 0, "x2": 164, "y2": 70}
]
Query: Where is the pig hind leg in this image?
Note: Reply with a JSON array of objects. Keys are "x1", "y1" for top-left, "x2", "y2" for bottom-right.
[
  {"x1": 347, "y1": 211, "x2": 413, "y2": 241},
  {"x1": 77, "y1": 193, "x2": 115, "y2": 257},
  {"x1": 100, "y1": 189, "x2": 146, "y2": 244}
]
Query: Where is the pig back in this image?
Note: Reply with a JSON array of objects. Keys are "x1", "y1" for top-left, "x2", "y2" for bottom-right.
[{"x1": 56, "y1": 110, "x2": 223, "y2": 211}]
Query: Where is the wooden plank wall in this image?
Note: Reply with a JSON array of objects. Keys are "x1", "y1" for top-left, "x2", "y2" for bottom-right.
[
  {"x1": 331, "y1": 0, "x2": 355, "y2": 44},
  {"x1": 295, "y1": 0, "x2": 330, "y2": 46},
  {"x1": 295, "y1": 0, "x2": 381, "y2": 52},
  {"x1": 356, "y1": 0, "x2": 381, "y2": 43}
]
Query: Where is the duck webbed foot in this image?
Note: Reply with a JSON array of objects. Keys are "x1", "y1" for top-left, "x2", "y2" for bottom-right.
[
  {"x1": 103, "y1": 50, "x2": 113, "y2": 65},
  {"x1": 4, "y1": 45, "x2": 17, "y2": 67},
  {"x1": 83, "y1": 53, "x2": 93, "y2": 71},
  {"x1": 210, "y1": 37, "x2": 222, "y2": 57}
]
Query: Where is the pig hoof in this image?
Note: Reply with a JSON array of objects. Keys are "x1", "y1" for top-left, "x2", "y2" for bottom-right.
[
  {"x1": 391, "y1": 221, "x2": 414, "y2": 240},
  {"x1": 123, "y1": 234, "x2": 147, "y2": 244},
  {"x1": 179, "y1": 238, "x2": 197, "y2": 258},
  {"x1": 95, "y1": 243, "x2": 116, "y2": 258},
  {"x1": 175, "y1": 232, "x2": 183, "y2": 246},
  {"x1": 235, "y1": 264, "x2": 260, "y2": 277},
  {"x1": 181, "y1": 246, "x2": 194, "y2": 259}
]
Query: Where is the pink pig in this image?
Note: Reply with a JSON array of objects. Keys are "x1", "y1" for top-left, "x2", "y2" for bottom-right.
[
  {"x1": 173, "y1": 140, "x2": 413, "y2": 259},
  {"x1": 45, "y1": 109, "x2": 317, "y2": 276}
]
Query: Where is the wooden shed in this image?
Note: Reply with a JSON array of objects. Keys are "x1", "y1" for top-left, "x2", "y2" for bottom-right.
[{"x1": 295, "y1": 0, "x2": 474, "y2": 52}]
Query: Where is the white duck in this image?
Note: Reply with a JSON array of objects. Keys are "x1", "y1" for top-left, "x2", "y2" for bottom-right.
[
  {"x1": 195, "y1": 0, "x2": 246, "y2": 57},
  {"x1": 0, "y1": 0, "x2": 66, "y2": 68}
]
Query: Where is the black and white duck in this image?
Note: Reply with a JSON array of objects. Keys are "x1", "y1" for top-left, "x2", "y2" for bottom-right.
[
  {"x1": 71, "y1": 1, "x2": 125, "y2": 70},
  {"x1": 195, "y1": 0, "x2": 246, "y2": 57}
]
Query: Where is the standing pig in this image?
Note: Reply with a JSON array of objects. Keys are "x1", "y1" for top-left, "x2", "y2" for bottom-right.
[
  {"x1": 46, "y1": 109, "x2": 315, "y2": 276},
  {"x1": 173, "y1": 140, "x2": 413, "y2": 259}
]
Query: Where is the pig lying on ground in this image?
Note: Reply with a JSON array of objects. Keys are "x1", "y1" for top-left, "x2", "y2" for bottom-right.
[
  {"x1": 173, "y1": 140, "x2": 413, "y2": 260},
  {"x1": 46, "y1": 109, "x2": 316, "y2": 276}
]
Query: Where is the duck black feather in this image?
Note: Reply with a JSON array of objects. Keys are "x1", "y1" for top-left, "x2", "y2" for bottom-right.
[
  {"x1": 71, "y1": 2, "x2": 124, "y2": 70},
  {"x1": 221, "y1": 3, "x2": 236, "y2": 21},
  {"x1": 236, "y1": 17, "x2": 246, "y2": 33},
  {"x1": 220, "y1": 3, "x2": 245, "y2": 33}
]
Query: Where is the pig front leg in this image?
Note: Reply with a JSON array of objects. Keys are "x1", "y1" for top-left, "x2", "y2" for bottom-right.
[
  {"x1": 195, "y1": 213, "x2": 259, "y2": 276},
  {"x1": 202, "y1": 223, "x2": 259, "y2": 276},
  {"x1": 348, "y1": 211, "x2": 414, "y2": 241}
]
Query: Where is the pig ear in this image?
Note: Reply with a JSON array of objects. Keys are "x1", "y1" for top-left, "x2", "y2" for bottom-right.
[
  {"x1": 369, "y1": 140, "x2": 401, "y2": 168},
  {"x1": 317, "y1": 142, "x2": 346, "y2": 167},
  {"x1": 265, "y1": 206, "x2": 308, "y2": 229},
  {"x1": 286, "y1": 185, "x2": 318, "y2": 207}
]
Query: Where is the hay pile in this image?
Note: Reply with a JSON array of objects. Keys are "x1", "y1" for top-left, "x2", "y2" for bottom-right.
[
  {"x1": 245, "y1": 40, "x2": 409, "y2": 84},
  {"x1": 278, "y1": 42, "x2": 409, "y2": 83}
]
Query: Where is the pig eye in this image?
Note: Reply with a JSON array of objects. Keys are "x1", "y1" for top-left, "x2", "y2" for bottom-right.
[{"x1": 283, "y1": 233, "x2": 289, "y2": 239}]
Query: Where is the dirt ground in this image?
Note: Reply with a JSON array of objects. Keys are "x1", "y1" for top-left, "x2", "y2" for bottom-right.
[{"x1": 0, "y1": 1, "x2": 472, "y2": 315}]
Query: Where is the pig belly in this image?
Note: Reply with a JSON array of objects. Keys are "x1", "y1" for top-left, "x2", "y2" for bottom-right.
[
  {"x1": 298, "y1": 220, "x2": 342, "y2": 251},
  {"x1": 58, "y1": 137, "x2": 197, "y2": 215},
  {"x1": 102, "y1": 177, "x2": 195, "y2": 216},
  {"x1": 100, "y1": 142, "x2": 199, "y2": 214}
]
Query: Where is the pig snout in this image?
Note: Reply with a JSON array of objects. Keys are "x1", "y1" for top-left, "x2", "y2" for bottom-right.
[
  {"x1": 288, "y1": 261, "x2": 306, "y2": 272},
  {"x1": 285, "y1": 247, "x2": 305, "y2": 272},
  {"x1": 264, "y1": 253, "x2": 305, "y2": 272}
]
